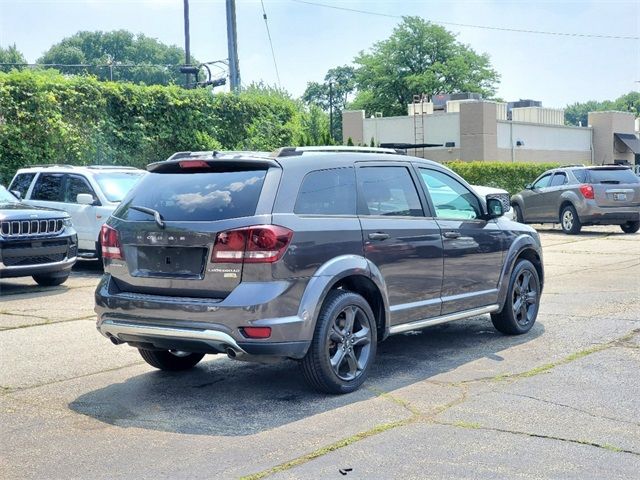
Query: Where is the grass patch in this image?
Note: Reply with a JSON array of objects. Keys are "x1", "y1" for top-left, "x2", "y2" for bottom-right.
[{"x1": 452, "y1": 421, "x2": 482, "y2": 429}]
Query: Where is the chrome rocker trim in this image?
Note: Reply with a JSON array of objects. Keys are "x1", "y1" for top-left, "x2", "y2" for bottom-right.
[{"x1": 389, "y1": 304, "x2": 500, "y2": 335}]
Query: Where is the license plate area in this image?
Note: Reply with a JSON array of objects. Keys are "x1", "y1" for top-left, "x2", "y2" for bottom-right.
[
  {"x1": 612, "y1": 193, "x2": 627, "y2": 201},
  {"x1": 136, "y1": 246, "x2": 207, "y2": 279}
]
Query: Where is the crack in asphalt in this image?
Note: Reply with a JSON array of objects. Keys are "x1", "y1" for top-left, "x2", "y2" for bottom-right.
[
  {"x1": 502, "y1": 392, "x2": 640, "y2": 428},
  {"x1": 438, "y1": 420, "x2": 640, "y2": 457},
  {"x1": 0, "y1": 315, "x2": 95, "y2": 331}
]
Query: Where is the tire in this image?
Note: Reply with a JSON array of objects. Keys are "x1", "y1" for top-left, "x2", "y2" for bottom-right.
[
  {"x1": 301, "y1": 290, "x2": 377, "y2": 394},
  {"x1": 138, "y1": 349, "x2": 205, "y2": 371},
  {"x1": 491, "y1": 259, "x2": 541, "y2": 335},
  {"x1": 620, "y1": 221, "x2": 640, "y2": 234},
  {"x1": 513, "y1": 204, "x2": 524, "y2": 223},
  {"x1": 560, "y1": 204, "x2": 582, "y2": 234},
  {"x1": 32, "y1": 273, "x2": 70, "y2": 286}
]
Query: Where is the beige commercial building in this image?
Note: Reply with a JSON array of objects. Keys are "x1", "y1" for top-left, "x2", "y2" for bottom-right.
[{"x1": 343, "y1": 100, "x2": 640, "y2": 172}]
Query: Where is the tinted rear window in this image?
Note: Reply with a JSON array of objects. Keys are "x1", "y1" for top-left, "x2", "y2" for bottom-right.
[
  {"x1": 587, "y1": 168, "x2": 639, "y2": 184},
  {"x1": 572, "y1": 169, "x2": 588, "y2": 183},
  {"x1": 294, "y1": 168, "x2": 356, "y2": 215},
  {"x1": 115, "y1": 170, "x2": 267, "y2": 222}
]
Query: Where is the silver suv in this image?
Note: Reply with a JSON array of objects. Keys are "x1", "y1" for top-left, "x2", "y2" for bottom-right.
[
  {"x1": 511, "y1": 165, "x2": 640, "y2": 234},
  {"x1": 95, "y1": 148, "x2": 544, "y2": 394}
]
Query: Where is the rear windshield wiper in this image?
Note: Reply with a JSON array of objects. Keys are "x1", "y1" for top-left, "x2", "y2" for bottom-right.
[
  {"x1": 599, "y1": 180, "x2": 620, "y2": 184},
  {"x1": 129, "y1": 205, "x2": 166, "y2": 229}
]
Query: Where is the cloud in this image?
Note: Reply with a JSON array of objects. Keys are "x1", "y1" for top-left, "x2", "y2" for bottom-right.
[
  {"x1": 228, "y1": 176, "x2": 261, "y2": 192},
  {"x1": 173, "y1": 190, "x2": 232, "y2": 212}
]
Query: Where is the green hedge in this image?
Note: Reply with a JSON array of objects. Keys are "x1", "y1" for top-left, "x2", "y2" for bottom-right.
[
  {"x1": 446, "y1": 161, "x2": 560, "y2": 195},
  {"x1": 0, "y1": 70, "x2": 318, "y2": 183}
]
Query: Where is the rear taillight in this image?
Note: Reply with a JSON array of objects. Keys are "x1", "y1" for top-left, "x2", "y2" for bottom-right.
[
  {"x1": 579, "y1": 184, "x2": 594, "y2": 199},
  {"x1": 211, "y1": 225, "x2": 293, "y2": 263},
  {"x1": 100, "y1": 224, "x2": 123, "y2": 260}
]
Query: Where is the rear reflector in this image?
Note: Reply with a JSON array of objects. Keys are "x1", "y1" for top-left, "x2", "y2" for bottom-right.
[
  {"x1": 212, "y1": 225, "x2": 293, "y2": 263},
  {"x1": 579, "y1": 184, "x2": 594, "y2": 199},
  {"x1": 100, "y1": 224, "x2": 123, "y2": 260},
  {"x1": 241, "y1": 327, "x2": 272, "y2": 339}
]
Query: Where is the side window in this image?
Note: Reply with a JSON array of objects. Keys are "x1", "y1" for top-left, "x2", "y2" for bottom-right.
[
  {"x1": 65, "y1": 175, "x2": 96, "y2": 204},
  {"x1": 357, "y1": 166, "x2": 423, "y2": 217},
  {"x1": 550, "y1": 172, "x2": 567, "y2": 187},
  {"x1": 294, "y1": 168, "x2": 356, "y2": 215},
  {"x1": 572, "y1": 169, "x2": 588, "y2": 183},
  {"x1": 420, "y1": 169, "x2": 482, "y2": 220},
  {"x1": 8, "y1": 173, "x2": 36, "y2": 198},
  {"x1": 31, "y1": 174, "x2": 64, "y2": 202},
  {"x1": 532, "y1": 173, "x2": 552, "y2": 189}
]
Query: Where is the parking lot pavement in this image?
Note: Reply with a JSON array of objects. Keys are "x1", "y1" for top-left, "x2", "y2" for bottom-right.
[{"x1": 1, "y1": 226, "x2": 639, "y2": 479}]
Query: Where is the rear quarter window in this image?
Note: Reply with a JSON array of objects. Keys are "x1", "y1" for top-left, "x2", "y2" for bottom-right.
[
  {"x1": 572, "y1": 169, "x2": 588, "y2": 183},
  {"x1": 294, "y1": 168, "x2": 356, "y2": 215},
  {"x1": 114, "y1": 170, "x2": 267, "y2": 222}
]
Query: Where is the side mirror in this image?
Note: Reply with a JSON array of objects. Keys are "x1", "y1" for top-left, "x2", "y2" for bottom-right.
[
  {"x1": 486, "y1": 197, "x2": 504, "y2": 218},
  {"x1": 77, "y1": 193, "x2": 95, "y2": 205},
  {"x1": 10, "y1": 190, "x2": 22, "y2": 200},
  {"x1": 525, "y1": 183, "x2": 533, "y2": 190}
]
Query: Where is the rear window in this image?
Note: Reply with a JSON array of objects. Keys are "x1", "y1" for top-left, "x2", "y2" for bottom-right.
[
  {"x1": 587, "y1": 168, "x2": 639, "y2": 184},
  {"x1": 572, "y1": 169, "x2": 588, "y2": 183},
  {"x1": 114, "y1": 170, "x2": 266, "y2": 222}
]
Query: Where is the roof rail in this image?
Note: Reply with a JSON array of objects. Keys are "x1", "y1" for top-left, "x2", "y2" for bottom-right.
[
  {"x1": 25, "y1": 164, "x2": 75, "y2": 169},
  {"x1": 563, "y1": 164, "x2": 586, "y2": 168},
  {"x1": 85, "y1": 165, "x2": 139, "y2": 170},
  {"x1": 275, "y1": 146, "x2": 402, "y2": 157},
  {"x1": 166, "y1": 151, "x2": 219, "y2": 161}
]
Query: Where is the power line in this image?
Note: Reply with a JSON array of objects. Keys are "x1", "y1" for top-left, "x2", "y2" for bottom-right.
[
  {"x1": 260, "y1": 0, "x2": 282, "y2": 87},
  {"x1": 291, "y1": 0, "x2": 640, "y2": 41}
]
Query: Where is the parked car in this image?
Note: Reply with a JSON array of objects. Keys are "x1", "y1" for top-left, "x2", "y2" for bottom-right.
[
  {"x1": 95, "y1": 147, "x2": 544, "y2": 394},
  {"x1": 0, "y1": 185, "x2": 77, "y2": 286},
  {"x1": 511, "y1": 165, "x2": 640, "y2": 234},
  {"x1": 9, "y1": 165, "x2": 145, "y2": 258}
]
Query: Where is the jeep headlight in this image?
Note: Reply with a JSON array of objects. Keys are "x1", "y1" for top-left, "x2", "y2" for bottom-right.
[{"x1": 63, "y1": 217, "x2": 73, "y2": 228}]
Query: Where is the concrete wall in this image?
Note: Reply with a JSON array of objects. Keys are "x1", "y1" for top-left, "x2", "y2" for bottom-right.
[
  {"x1": 362, "y1": 113, "x2": 460, "y2": 147},
  {"x1": 496, "y1": 148, "x2": 591, "y2": 164},
  {"x1": 588, "y1": 111, "x2": 636, "y2": 165},
  {"x1": 459, "y1": 101, "x2": 497, "y2": 161},
  {"x1": 342, "y1": 110, "x2": 365, "y2": 145}
]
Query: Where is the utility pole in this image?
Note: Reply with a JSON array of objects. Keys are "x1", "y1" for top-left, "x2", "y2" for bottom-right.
[
  {"x1": 329, "y1": 81, "x2": 334, "y2": 143},
  {"x1": 183, "y1": 0, "x2": 191, "y2": 88},
  {"x1": 226, "y1": 0, "x2": 241, "y2": 92}
]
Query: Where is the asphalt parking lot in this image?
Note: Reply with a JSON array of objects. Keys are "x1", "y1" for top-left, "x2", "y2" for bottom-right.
[{"x1": 1, "y1": 226, "x2": 639, "y2": 479}]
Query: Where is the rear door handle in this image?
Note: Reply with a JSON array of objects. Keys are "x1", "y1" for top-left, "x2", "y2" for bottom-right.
[
  {"x1": 368, "y1": 232, "x2": 390, "y2": 241},
  {"x1": 443, "y1": 231, "x2": 461, "y2": 239}
]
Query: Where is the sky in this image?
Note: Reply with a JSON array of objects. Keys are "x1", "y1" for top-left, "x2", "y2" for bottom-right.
[{"x1": 0, "y1": 0, "x2": 638, "y2": 108}]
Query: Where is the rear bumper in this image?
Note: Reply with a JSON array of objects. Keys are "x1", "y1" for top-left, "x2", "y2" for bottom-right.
[
  {"x1": 95, "y1": 274, "x2": 312, "y2": 359},
  {"x1": 580, "y1": 206, "x2": 640, "y2": 225}
]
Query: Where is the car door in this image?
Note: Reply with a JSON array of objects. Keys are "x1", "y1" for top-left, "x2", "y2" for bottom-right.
[
  {"x1": 542, "y1": 172, "x2": 568, "y2": 221},
  {"x1": 356, "y1": 163, "x2": 444, "y2": 325},
  {"x1": 521, "y1": 172, "x2": 553, "y2": 222},
  {"x1": 63, "y1": 174, "x2": 101, "y2": 252},
  {"x1": 418, "y1": 167, "x2": 505, "y2": 315}
]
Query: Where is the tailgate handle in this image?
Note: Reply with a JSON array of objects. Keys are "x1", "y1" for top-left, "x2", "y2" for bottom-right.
[
  {"x1": 443, "y1": 231, "x2": 461, "y2": 239},
  {"x1": 368, "y1": 232, "x2": 390, "y2": 241}
]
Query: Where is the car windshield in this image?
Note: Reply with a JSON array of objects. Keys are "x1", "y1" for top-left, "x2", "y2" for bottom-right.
[
  {"x1": 94, "y1": 171, "x2": 145, "y2": 202},
  {"x1": 0, "y1": 186, "x2": 19, "y2": 204},
  {"x1": 587, "y1": 168, "x2": 639, "y2": 184}
]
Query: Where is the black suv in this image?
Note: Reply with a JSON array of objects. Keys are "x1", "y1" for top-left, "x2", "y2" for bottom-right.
[
  {"x1": 95, "y1": 147, "x2": 544, "y2": 393},
  {"x1": 0, "y1": 185, "x2": 78, "y2": 286}
]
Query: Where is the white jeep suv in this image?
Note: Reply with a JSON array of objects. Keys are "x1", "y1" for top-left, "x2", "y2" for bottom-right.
[{"x1": 9, "y1": 165, "x2": 145, "y2": 258}]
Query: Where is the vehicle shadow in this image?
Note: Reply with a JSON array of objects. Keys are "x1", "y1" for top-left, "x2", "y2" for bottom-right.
[
  {"x1": 69, "y1": 317, "x2": 544, "y2": 436},
  {"x1": 533, "y1": 225, "x2": 624, "y2": 237}
]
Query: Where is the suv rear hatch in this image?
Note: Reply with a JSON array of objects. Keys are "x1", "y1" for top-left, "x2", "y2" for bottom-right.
[
  {"x1": 105, "y1": 157, "x2": 283, "y2": 299},
  {"x1": 586, "y1": 167, "x2": 640, "y2": 207}
]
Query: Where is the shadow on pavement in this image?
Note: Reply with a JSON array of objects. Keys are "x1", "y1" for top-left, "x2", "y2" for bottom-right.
[
  {"x1": 0, "y1": 260, "x2": 102, "y2": 297},
  {"x1": 70, "y1": 317, "x2": 543, "y2": 436}
]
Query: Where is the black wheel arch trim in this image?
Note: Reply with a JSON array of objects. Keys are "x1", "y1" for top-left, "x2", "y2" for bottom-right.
[{"x1": 495, "y1": 235, "x2": 544, "y2": 314}]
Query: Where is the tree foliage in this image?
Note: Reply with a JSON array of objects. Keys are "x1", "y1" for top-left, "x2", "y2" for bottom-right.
[
  {"x1": 565, "y1": 92, "x2": 640, "y2": 126},
  {"x1": 302, "y1": 65, "x2": 356, "y2": 140},
  {"x1": 37, "y1": 30, "x2": 197, "y2": 85},
  {"x1": 352, "y1": 17, "x2": 499, "y2": 116},
  {"x1": 0, "y1": 70, "x2": 312, "y2": 183},
  {"x1": 0, "y1": 44, "x2": 27, "y2": 72}
]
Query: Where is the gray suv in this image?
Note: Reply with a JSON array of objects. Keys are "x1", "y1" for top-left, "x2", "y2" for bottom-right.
[
  {"x1": 95, "y1": 147, "x2": 544, "y2": 394},
  {"x1": 511, "y1": 165, "x2": 640, "y2": 235}
]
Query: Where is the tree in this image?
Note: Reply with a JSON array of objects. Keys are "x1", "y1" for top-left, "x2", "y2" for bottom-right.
[
  {"x1": 352, "y1": 17, "x2": 499, "y2": 116},
  {"x1": 302, "y1": 65, "x2": 356, "y2": 140},
  {"x1": 0, "y1": 44, "x2": 27, "y2": 72},
  {"x1": 565, "y1": 92, "x2": 640, "y2": 126},
  {"x1": 37, "y1": 30, "x2": 198, "y2": 85}
]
